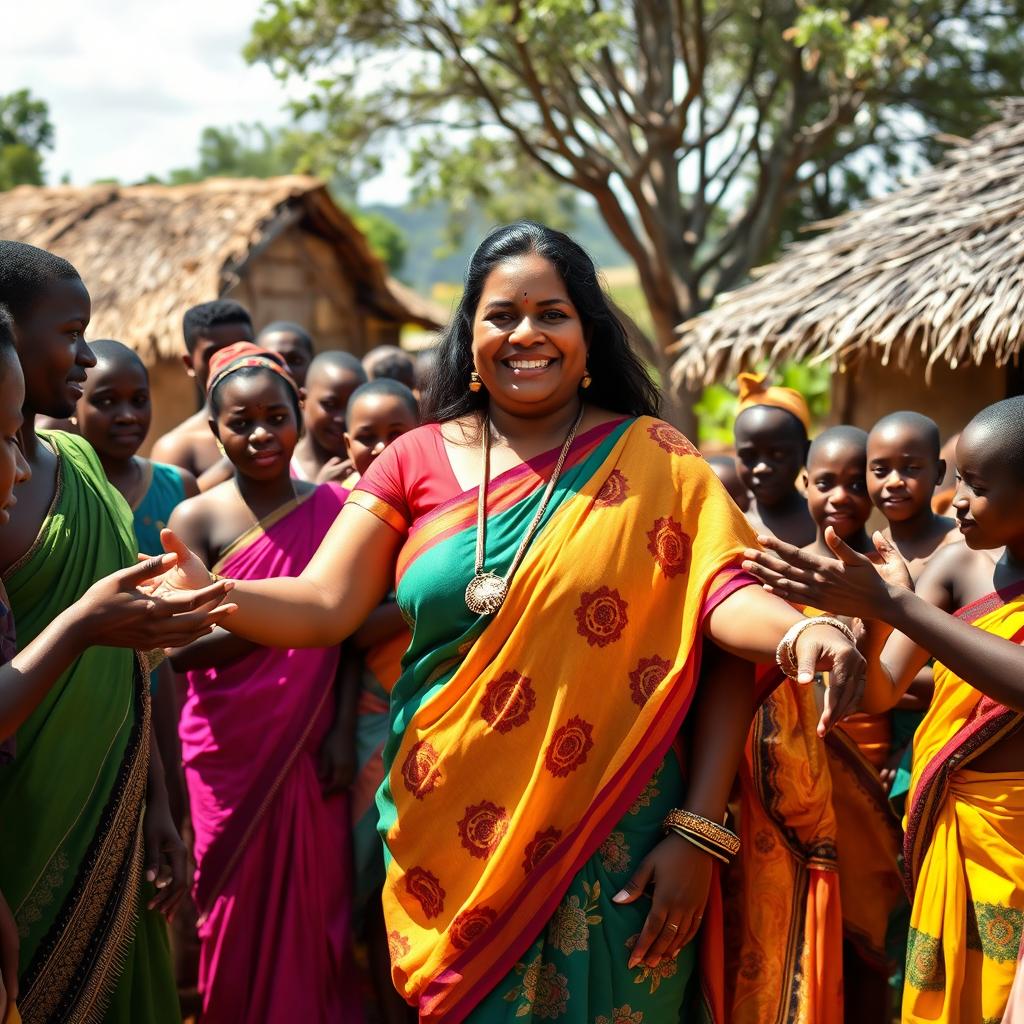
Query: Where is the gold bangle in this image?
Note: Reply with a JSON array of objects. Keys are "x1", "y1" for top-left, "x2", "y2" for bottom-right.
[
  {"x1": 666, "y1": 827, "x2": 730, "y2": 863},
  {"x1": 663, "y1": 809, "x2": 740, "y2": 857},
  {"x1": 776, "y1": 616, "x2": 857, "y2": 680}
]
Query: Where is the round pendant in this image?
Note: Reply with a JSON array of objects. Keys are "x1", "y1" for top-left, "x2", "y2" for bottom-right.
[{"x1": 465, "y1": 572, "x2": 508, "y2": 615}]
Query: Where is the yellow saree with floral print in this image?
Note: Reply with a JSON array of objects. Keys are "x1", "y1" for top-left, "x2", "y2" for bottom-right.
[{"x1": 348, "y1": 416, "x2": 760, "y2": 1023}]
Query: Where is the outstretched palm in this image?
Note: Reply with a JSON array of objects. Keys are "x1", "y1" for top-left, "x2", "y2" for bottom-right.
[
  {"x1": 743, "y1": 526, "x2": 912, "y2": 620},
  {"x1": 142, "y1": 529, "x2": 215, "y2": 597}
]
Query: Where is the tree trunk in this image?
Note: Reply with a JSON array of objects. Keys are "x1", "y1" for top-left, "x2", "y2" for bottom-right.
[{"x1": 645, "y1": 297, "x2": 699, "y2": 440}]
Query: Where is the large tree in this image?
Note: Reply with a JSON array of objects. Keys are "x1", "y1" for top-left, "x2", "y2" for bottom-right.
[
  {"x1": 0, "y1": 89, "x2": 54, "y2": 190},
  {"x1": 247, "y1": 0, "x2": 1023, "y2": 418}
]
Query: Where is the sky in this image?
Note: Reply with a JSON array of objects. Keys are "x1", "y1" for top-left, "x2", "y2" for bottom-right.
[{"x1": 2, "y1": 0, "x2": 409, "y2": 203}]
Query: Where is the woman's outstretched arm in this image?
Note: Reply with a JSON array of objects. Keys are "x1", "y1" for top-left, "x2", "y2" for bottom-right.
[{"x1": 160, "y1": 505, "x2": 403, "y2": 649}]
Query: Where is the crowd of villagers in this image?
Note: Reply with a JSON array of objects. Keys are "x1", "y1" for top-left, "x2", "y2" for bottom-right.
[{"x1": 0, "y1": 220, "x2": 1022, "y2": 1024}]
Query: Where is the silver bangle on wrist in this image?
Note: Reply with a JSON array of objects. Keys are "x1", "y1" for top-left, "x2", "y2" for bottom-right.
[{"x1": 775, "y1": 616, "x2": 857, "y2": 680}]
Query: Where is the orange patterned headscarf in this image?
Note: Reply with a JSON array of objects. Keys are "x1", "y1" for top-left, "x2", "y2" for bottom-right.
[
  {"x1": 736, "y1": 372, "x2": 811, "y2": 432},
  {"x1": 207, "y1": 341, "x2": 299, "y2": 399}
]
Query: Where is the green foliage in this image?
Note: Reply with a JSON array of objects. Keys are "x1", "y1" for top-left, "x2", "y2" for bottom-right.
[
  {"x1": 350, "y1": 209, "x2": 407, "y2": 272},
  {"x1": 0, "y1": 89, "x2": 53, "y2": 190}
]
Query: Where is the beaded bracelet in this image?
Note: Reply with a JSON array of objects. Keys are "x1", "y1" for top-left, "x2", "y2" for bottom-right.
[
  {"x1": 776, "y1": 616, "x2": 857, "y2": 680},
  {"x1": 663, "y1": 809, "x2": 740, "y2": 860}
]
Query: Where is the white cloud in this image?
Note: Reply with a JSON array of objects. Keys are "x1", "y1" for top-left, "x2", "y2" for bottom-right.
[{"x1": 1, "y1": 0, "x2": 411, "y2": 200}]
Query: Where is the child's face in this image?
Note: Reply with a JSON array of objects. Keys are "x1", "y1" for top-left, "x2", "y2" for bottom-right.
[
  {"x1": 0, "y1": 351, "x2": 31, "y2": 524},
  {"x1": 734, "y1": 407, "x2": 807, "y2": 506},
  {"x1": 867, "y1": 426, "x2": 942, "y2": 523},
  {"x1": 259, "y1": 331, "x2": 312, "y2": 389},
  {"x1": 952, "y1": 426, "x2": 1024, "y2": 550},
  {"x1": 805, "y1": 442, "x2": 871, "y2": 540},
  {"x1": 345, "y1": 393, "x2": 418, "y2": 477},
  {"x1": 17, "y1": 278, "x2": 95, "y2": 419},
  {"x1": 304, "y1": 368, "x2": 362, "y2": 457},
  {"x1": 185, "y1": 322, "x2": 254, "y2": 392},
  {"x1": 76, "y1": 358, "x2": 151, "y2": 462},
  {"x1": 212, "y1": 371, "x2": 299, "y2": 481}
]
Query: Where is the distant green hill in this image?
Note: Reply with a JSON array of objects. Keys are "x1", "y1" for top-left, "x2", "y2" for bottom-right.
[{"x1": 366, "y1": 200, "x2": 631, "y2": 290}]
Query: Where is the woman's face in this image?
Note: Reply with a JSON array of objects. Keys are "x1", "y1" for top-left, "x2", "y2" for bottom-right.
[
  {"x1": 471, "y1": 253, "x2": 588, "y2": 419},
  {"x1": 0, "y1": 350, "x2": 30, "y2": 525}
]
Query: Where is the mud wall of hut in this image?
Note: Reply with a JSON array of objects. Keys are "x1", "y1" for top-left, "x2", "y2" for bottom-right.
[
  {"x1": 224, "y1": 227, "x2": 400, "y2": 355},
  {"x1": 830, "y1": 349, "x2": 1006, "y2": 442}
]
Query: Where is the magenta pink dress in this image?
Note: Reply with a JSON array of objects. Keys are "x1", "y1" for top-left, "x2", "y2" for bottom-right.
[{"x1": 180, "y1": 482, "x2": 363, "y2": 1023}]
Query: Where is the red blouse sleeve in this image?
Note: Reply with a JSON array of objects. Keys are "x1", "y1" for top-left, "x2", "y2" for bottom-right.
[{"x1": 347, "y1": 432, "x2": 414, "y2": 534}]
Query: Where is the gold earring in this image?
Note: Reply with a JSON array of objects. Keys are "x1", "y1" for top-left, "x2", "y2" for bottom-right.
[
  {"x1": 581, "y1": 371, "x2": 592, "y2": 390},
  {"x1": 469, "y1": 371, "x2": 483, "y2": 393}
]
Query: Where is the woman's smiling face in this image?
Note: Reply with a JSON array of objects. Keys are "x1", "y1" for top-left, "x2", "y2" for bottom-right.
[{"x1": 471, "y1": 253, "x2": 588, "y2": 419}]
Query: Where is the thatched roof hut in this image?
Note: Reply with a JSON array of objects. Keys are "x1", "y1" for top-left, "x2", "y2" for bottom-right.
[
  {"x1": 671, "y1": 101, "x2": 1024, "y2": 439},
  {"x1": 0, "y1": 177, "x2": 444, "y2": 446}
]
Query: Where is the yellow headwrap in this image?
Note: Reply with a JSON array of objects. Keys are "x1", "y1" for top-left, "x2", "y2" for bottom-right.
[{"x1": 735, "y1": 372, "x2": 811, "y2": 432}]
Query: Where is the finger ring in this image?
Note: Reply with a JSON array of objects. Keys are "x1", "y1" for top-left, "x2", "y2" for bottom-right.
[{"x1": 665, "y1": 923, "x2": 678, "y2": 931}]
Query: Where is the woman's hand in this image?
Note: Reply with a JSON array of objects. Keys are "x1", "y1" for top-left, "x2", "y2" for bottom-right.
[
  {"x1": 143, "y1": 797, "x2": 189, "y2": 921},
  {"x1": 792, "y1": 622, "x2": 867, "y2": 735},
  {"x1": 317, "y1": 725, "x2": 357, "y2": 796},
  {"x1": 149, "y1": 529, "x2": 218, "y2": 595},
  {"x1": 0, "y1": 887, "x2": 17, "y2": 1023},
  {"x1": 612, "y1": 834, "x2": 714, "y2": 967},
  {"x1": 743, "y1": 528, "x2": 911, "y2": 621},
  {"x1": 73, "y1": 555, "x2": 236, "y2": 651}
]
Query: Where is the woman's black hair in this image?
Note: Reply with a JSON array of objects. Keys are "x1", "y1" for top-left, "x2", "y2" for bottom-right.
[
  {"x1": 421, "y1": 221, "x2": 660, "y2": 423},
  {"x1": 208, "y1": 365, "x2": 302, "y2": 427}
]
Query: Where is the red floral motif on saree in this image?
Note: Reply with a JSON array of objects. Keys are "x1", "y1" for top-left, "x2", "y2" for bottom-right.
[
  {"x1": 522, "y1": 826, "x2": 563, "y2": 875},
  {"x1": 405, "y1": 867, "x2": 446, "y2": 919},
  {"x1": 646, "y1": 516, "x2": 691, "y2": 578},
  {"x1": 480, "y1": 671, "x2": 536, "y2": 733},
  {"x1": 388, "y1": 930, "x2": 411, "y2": 960},
  {"x1": 574, "y1": 587, "x2": 628, "y2": 647},
  {"x1": 544, "y1": 716, "x2": 595, "y2": 777},
  {"x1": 594, "y1": 469, "x2": 629, "y2": 507},
  {"x1": 458, "y1": 801, "x2": 510, "y2": 858},
  {"x1": 450, "y1": 906, "x2": 498, "y2": 949},
  {"x1": 402, "y1": 741, "x2": 442, "y2": 799},
  {"x1": 647, "y1": 421, "x2": 698, "y2": 456},
  {"x1": 628, "y1": 654, "x2": 672, "y2": 707}
]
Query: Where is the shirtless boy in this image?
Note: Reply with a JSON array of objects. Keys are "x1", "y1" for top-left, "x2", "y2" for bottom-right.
[
  {"x1": 150, "y1": 300, "x2": 253, "y2": 478},
  {"x1": 867, "y1": 411, "x2": 959, "y2": 581}
]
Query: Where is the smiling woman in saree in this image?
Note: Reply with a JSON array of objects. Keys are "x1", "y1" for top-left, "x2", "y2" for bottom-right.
[{"x1": 157, "y1": 222, "x2": 865, "y2": 1023}]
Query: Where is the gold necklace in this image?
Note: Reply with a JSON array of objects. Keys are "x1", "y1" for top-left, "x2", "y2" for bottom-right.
[{"x1": 465, "y1": 405, "x2": 585, "y2": 615}]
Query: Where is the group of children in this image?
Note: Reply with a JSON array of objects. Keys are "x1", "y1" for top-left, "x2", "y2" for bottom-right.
[
  {"x1": 3, "y1": 231, "x2": 1024, "y2": 1024},
  {"x1": 720, "y1": 372, "x2": 1024, "y2": 1023},
  {"x1": 0, "y1": 241, "x2": 423, "y2": 1024}
]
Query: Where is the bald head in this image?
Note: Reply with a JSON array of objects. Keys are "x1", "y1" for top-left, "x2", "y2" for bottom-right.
[
  {"x1": 89, "y1": 339, "x2": 147, "y2": 378},
  {"x1": 962, "y1": 397, "x2": 1024, "y2": 480},
  {"x1": 870, "y1": 411, "x2": 941, "y2": 460},
  {"x1": 307, "y1": 350, "x2": 368, "y2": 388},
  {"x1": 363, "y1": 344, "x2": 415, "y2": 389},
  {"x1": 807, "y1": 425, "x2": 868, "y2": 469}
]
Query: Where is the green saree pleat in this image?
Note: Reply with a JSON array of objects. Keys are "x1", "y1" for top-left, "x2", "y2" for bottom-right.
[
  {"x1": 0, "y1": 432, "x2": 178, "y2": 1023},
  {"x1": 468, "y1": 754, "x2": 698, "y2": 1024}
]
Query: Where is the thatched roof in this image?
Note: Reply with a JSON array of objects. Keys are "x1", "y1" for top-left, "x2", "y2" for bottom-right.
[
  {"x1": 0, "y1": 177, "x2": 443, "y2": 362},
  {"x1": 672, "y1": 100, "x2": 1024, "y2": 388}
]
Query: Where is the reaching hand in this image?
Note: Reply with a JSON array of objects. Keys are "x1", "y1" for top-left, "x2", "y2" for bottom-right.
[
  {"x1": 743, "y1": 528, "x2": 908, "y2": 622},
  {"x1": 147, "y1": 528, "x2": 217, "y2": 596},
  {"x1": 75, "y1": 554, "x2": 236, "y2": 651},
  {"x1": 791, "y1": 621, "x2": 867, "y2": 736}
]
